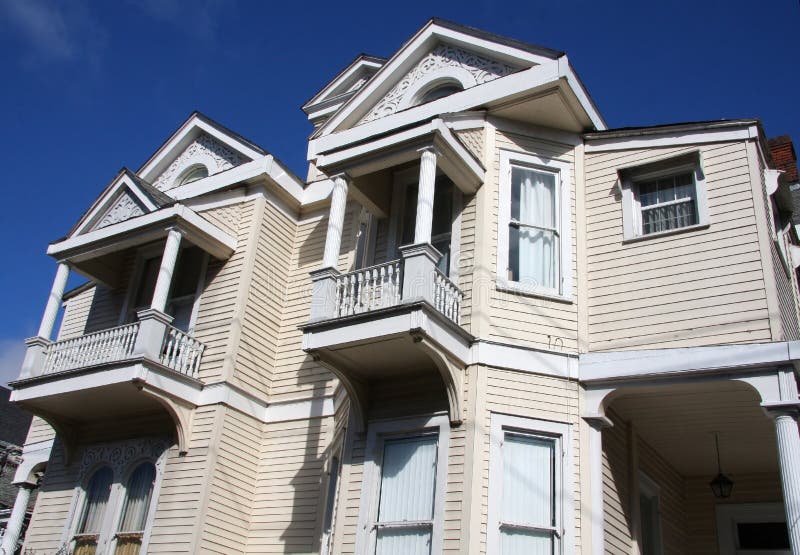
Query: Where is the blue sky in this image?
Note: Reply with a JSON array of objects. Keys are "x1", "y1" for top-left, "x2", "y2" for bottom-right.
[{"x1": 0, "y1": 0, "x2": 798, "y2": 384}]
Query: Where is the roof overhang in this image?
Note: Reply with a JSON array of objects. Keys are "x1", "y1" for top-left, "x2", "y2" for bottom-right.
[
  {"x1": 315, "y1": 118, "x2": 485, "y2": 193},
  {"x1": 584, "y1": 120, "x2": 761, "y2": 152},
  {"x1": 309, "y1": 57, "x2": 605, "y2": 161},
  {"x1": 48, "y1": 204, "x2": 237, "y2": 286}
]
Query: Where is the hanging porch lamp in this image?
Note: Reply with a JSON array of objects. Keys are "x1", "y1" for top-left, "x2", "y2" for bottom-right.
[{"x1": 709, "y1": 432, "x2": 734, "y2": 499}]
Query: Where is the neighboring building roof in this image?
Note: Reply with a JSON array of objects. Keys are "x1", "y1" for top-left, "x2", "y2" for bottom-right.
[{"x1": 0, "y1": 387, "x2": 32, "y2": 447}]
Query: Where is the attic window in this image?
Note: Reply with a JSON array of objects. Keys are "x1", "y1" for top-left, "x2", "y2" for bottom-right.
[
  {"x1": 415, "y1": 81, "x2": 464, "y2": 106},
  {"x1": 176, "y1": 165, "x2": 209, "y2": 187}
]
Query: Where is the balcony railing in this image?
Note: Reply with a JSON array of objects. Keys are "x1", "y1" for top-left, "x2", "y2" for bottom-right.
[
  {"x1": 335, "y1": 260, "x2": 402, "y2": 317},
  {"x1": 39, "y1": 320, "x2": 205, "y2": 379},
  {"x1": 43, "y1": 322, "x2": 140, "y2": 374},
  {"x1": 325, "y1": 257, "x2": 462, "y2": 324},
  {"x1": 161, "y1": 326, "x2": 205, "y2": 378}
]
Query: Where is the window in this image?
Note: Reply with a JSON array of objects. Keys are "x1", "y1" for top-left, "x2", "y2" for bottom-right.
[
  {"x1": 498, "y1": 151, "x2": 572, "y2": 299},
  {"x1": 716, "y1": 503, "x2": 790, "y2": 554},
  {"x1": 356, "y1": 415, "x2": 449, "y2": 555},
  {"x1": 114, "y1": 462, "x2": 156, "y2": 555},
  {"x1": 416, "y1": 81, "x2": 464, "y2": 105},
  {"x1": 175, "y1": 164, "x2": 209, "y2": 187},
  {"x1": 74, "y1": 467, "x2": 113, "y2": 555},
  {"x1": 488, "y1": 414, "x2": 574, "y2": 555},
  {"x1": 638, "y1": 473, "x2": 663, "y2": 555},
  {"x1": 620, "y1": 152, "x2": 709, "y2": 241}
]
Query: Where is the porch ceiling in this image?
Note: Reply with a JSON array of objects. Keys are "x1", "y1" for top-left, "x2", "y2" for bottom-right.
[{"x1": 609, "y1": 380, "x2": 778, "y2": 477}]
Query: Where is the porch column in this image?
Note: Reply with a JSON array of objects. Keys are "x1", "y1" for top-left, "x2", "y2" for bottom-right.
[
  {"x1": 0, "y1": 483, "x2": 34, "y2": 554},
  {"x1": 585, "y1": 415, "x2": 613, "y2": 555},
  {"x1": 414, "y1": 147, "x2": 438, "y2": 244},
  {"x1": 322, "y1": 174, "x2": 349, "y2": 270},
  {"x1": 767, "y1": 407, "x2": 800, "y2": 553},
  {"x1": 37, "y1": 262, "x2": 69, "y2": 340},
  {"x1": 151, "y1": 228, "x2": 182, "y2": 313}
]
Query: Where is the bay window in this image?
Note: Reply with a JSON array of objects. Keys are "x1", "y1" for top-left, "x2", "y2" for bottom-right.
[
  {"x1": 498, "y1": 151, "x2": 572, "y2": 299},
  {"x1": 488, "y1": 414, "x2": 574, "y2": 555},
  {"x1": 356, "y1": 415, "x2": 449, "y2": 555}
]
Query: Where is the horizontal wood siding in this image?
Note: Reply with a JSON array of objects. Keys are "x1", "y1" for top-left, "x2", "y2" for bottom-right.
[
  {"x1": 194, "y1": 203, "x2": 247, "y2": 383},
  {"x1": 199, "y1": 407, "x2": 261, "y2": 554},
  {"x1": 602, "y1": 416, "x2": 633, "y2": 554},
  {"x1": 685, "y1": 472, "x2": 782, "y2": 553},
  {"x1": 247, "y1": 416, "x2": 333, "y2": 553},
  {"x1": 148, "y1": 405, "x2": 219, "y2": 553},
  {"x1": 637, "y1": 435, "x2": 686, "y2": 554},
  {"x1": 57, "y1": 288, "x2": 94, "y2": 340},
  {"x1": 233, "y1": 201, "x2": 296, "y2": 397},
  {"x1": 458, "y1": 193, "x2": 477, "y2": 333},
  {"x1": 488, "y1": 130, "x2": 579, "y2": 352},
  {"x1": 23, "y1": 416, "x2": 55, "y2": 445},
  {"x1": 585, "y1": 142, "x2": 773, "y2": 350},
  {"x1": 482, "y1": 367, "x2": 582, "y2": 553}
]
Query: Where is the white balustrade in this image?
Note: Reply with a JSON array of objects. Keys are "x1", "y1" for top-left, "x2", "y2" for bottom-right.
[
  {"x1": 161, "y1": 326, "x2": 205, "y2": 378},
  {"x1": 43, "y1": 323, "x2": 140, "y2": 374},
  {"x1": 434, "y1": 269, "x2": 462, "y2": 324},
  {"x1": 335, "y1": 260, "x2": 402, "y2": 317}
]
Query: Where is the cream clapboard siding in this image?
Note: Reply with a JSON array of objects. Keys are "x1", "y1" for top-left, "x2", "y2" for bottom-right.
[
  {"x1": 199, "y1": 407, "x2": 261, "y2": 554},
  {"x1": 488, "y1": 130, "x2": 579, "y2": 352},
  {"x1": 23, "y1": 416, "x2": 55, "y2": 444},
  {"x1": 57, "y1": 287, "x2": 94, "y2": 340},
  {"x1": 248, "y1": 415, "x2": 334, "y2": 554},
  {"x1": 233, "y1": 201, "x2": 296, "y2": 397},
  {"x1": 458, "y1": 192, "x2": 477, "y2": 333},
  {"x1": 685, "y1": 473, "x2": 782, "y2": 553},
  {"x1": 148, "y1": 405, "x2": 220, "y2": 553},
  {"x1": 585, "y1": 141, "x2": 774, "y2": 351},
  {"x1": 270, "y1": 202, "x2": 359, "y2": 401},
  {"x1": 21, "y1": 441, "x2": 80, "y2": 553},
  {"x1": 602, "y1": 412, "x2": 687, "y2": 554},
  {"x1": 480, "y1": 368, "x2": 582, "y2": 553}
]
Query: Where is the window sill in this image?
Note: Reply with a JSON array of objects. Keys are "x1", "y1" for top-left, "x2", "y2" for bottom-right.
[
  {"x1": 495, "y1": 279, "x2": 574, "y2": 304},
  {"x1": 622, "y1": 222, "x2": 710, "y2": 244}
]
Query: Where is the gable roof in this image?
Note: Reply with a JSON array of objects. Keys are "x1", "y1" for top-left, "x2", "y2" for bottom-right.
[{"x1": 312, "y1": 18, "x2": 565, "y2": 138}]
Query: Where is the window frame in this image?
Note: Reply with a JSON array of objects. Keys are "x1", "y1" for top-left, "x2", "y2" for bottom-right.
[
  {"x1": 497, "y1": 150, "x2": 573, "y2": 301},
  {"x1": 620, "y1": 154, "x2": 710, "y2": 242},
  {"x1": 109, "y1": 459, "x2": 160, "y2": 554},
  {"x1": 716, "y1": 502, "x2": 791, "y2": 555},
  {"x1": 637, "y1": 472, "x2": 664, "y2": 555},
  {"x1": 355, "y1": 414, "x2": 450, "y2": 555},
  {"x1": 487, "y1": 413, "x2": 574, "y2": 555}
]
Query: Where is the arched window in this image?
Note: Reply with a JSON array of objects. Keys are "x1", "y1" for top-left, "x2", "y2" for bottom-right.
[
  {"x1": 416, "y1": 81, "x2": 464, "y2": 105},
  {"x1": 114, "y1": 462, "x2": 156, "y2": 555},
  {"x1": 74, "y1": 466, "x2": 113, "y2": 555},
  {"x1": 175, "y1": 164, "x2": 209, "y2": 187}
]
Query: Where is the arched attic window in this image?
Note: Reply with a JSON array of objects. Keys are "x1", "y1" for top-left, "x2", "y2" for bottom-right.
[
  {"x1": 414, "y1": 80, "x2": 464, "y2": 106},
  {"x1": 175, "y1": 164, "x2": 209, "y2": 187}
]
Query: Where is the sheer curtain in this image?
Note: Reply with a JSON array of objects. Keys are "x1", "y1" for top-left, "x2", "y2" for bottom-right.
[
  {"x1": 115, "y1": 462, "x2": 156, "y2": 555},
  {"x1": 500, "y1": 435, "x2": 555, "y2": 555},
  {"x1": 511, "y1": 168, "x2": 557, "y2": 290},
  {"x1": 74, "y1": 466, "x2": 114, "y2": 555},
  {"x1": 375, "y1": 436, "x2": 438, "y2": 555}
]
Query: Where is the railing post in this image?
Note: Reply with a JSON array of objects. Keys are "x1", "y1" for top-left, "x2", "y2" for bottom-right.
[
  {"x1": 309, "y1": 268, "x2": 340, "y2": 321},
  {"x1": 18, "y1": 337, "x2": 51, "y2": 379},
  {"x1": 133, "y1": 309, "x2": 172, "y2": 361},
  {"x1": 399, "y1": 243, "x2": 441, "y2": 308}
]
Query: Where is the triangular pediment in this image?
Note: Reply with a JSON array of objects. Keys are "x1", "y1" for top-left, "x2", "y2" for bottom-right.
[
  {"x1": 315, "y1": 19, "x2": 562, "y2": 136},
  {"x1": 69, "y1": 169, "x2": 174, "y2": 237},
  {"x1": 137, "y1": 112, "x2": 267, "y2": 192}
]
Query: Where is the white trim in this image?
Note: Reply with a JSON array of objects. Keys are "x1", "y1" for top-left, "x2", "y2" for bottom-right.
[
  {"x1": 487, "y1": 413, "x2": 575, "y2": 555},
  {"x1": 579, "y1": 341, "x2": 799, "y2": 382},
  {"x1": 716, "y1": 503, "x2": 790, "y2": 555},
  {"x1": 497, "y1": 149, "x2": 573, "y2": 301},
  {"x1": 470, "y1": 340, "x2": 579, "y2": 379},
  {"x1": 355, "y1": 414, "x2": 450, "y2": 555},
  {"x1": 585, "y1": 124, "x2": 759, "y2": 152},
  {"x1": 72, "y1": 173, "x2": 160, "y2": 236}
]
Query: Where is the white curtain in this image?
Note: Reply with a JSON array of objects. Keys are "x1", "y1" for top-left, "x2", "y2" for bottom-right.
[
  {"x1": 500, "y1": 435, "x2": 555, "y2": 555},
  {"x1": 78, "y1": 467, "x2": 114, "y2": 534},
  {"x1": 118, "y1": 463, "x2": 156, "y2": 533},
  {"x1": 376, "y1": 436, "x2": 438, "y2": 555},
  {"x1": 512, "y1": 168, "x2": 557, "y2": 289}
]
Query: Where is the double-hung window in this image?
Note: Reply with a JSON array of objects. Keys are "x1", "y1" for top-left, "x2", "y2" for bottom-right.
[
  {"x1": 357, "y1": 415, "x2": 449, "y2": 555},
  {"x1": 488, "y1": 414, "x2": 574, "y2": 554},
  {"x1": 498, "y1": 151, "x2": 572, "y2": 299},
  {"x1": 620, "y1": 152, "x2": 709, "y2": 241}
]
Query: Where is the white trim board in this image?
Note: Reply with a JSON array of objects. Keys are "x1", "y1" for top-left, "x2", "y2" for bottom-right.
[{"x1": 584, "y1": 124, "x2": 759, "y2": 152}]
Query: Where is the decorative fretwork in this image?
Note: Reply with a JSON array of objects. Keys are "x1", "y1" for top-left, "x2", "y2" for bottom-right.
[
  {"x1": 154, "y1": 133, "x2": 247, "y2": 191},
  {"x1": 94, "y1": 193, "x2": 145, "y2": 230},
  {"x1": 77, "y1": 437, "x2": 170, "y2": 481},
  {"x1": 360, "y1": 44, "x2": 519, "y2": 123}
]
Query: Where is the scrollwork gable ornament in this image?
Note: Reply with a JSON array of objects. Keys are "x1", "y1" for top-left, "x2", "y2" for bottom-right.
[
  {"x1": 154, "y1": 133, "x2": 248, "y2": 191},
  {"x1": 360, "y1": 44, "x2": 519, "y2": 124},
  {"x1": 93, "y1": 192, "x2": 145, "y2": 230}
]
